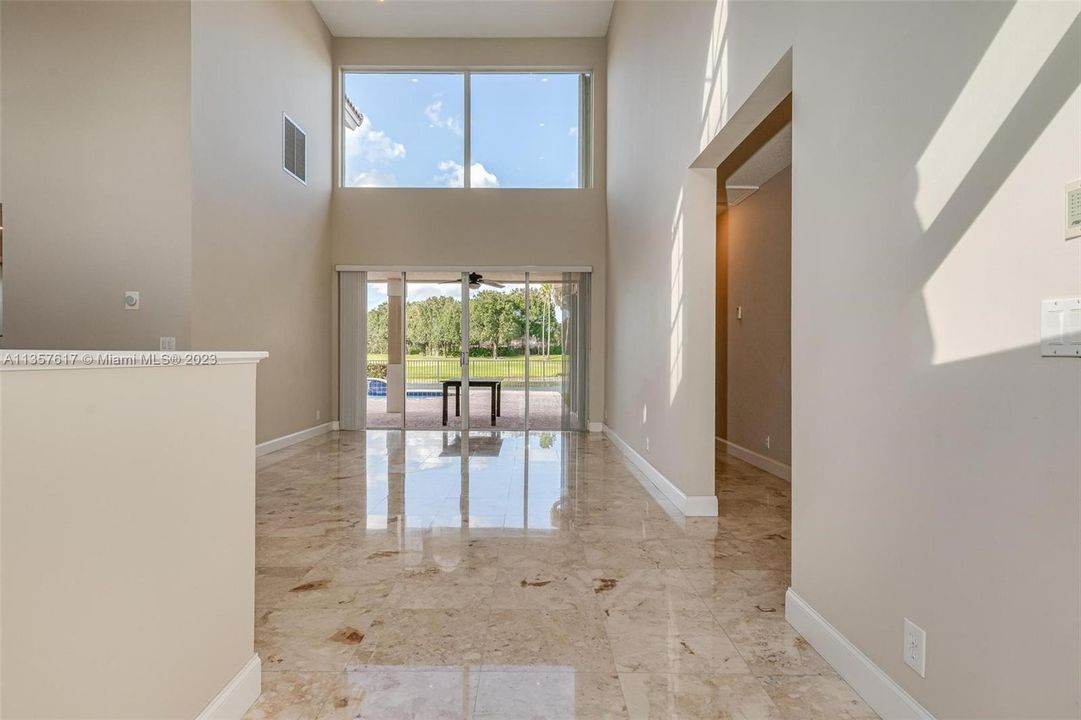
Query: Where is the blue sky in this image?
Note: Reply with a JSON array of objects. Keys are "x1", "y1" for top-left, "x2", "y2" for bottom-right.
[{"x1": 344, "y1": 72, "x2": 581, "y2": 189}]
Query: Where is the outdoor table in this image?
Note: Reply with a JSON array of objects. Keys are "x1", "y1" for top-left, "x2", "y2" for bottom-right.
[{"x1": 442, "y1": 378, "x2": 502, "y2": 426}]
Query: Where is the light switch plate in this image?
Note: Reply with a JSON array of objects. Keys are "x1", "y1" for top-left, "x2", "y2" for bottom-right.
[
  {"x1": 1042, "y1": 298, "x2": 1081, "y2": 357},
  {"x1": 159, "y1": 336, "x2": 176, "y2": 351},
  {"x1": 1067, "y1": 180, "x2": 1081, "y2": 241}
]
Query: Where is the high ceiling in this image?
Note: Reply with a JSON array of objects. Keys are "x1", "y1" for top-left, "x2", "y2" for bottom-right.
[{"x1": 313, "y1": 0, "x2": 615, "y2": 38}]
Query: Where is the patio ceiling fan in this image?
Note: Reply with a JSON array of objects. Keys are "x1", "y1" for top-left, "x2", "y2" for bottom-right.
[{"x1": 440, "y1": 272, "x2": 505, "y2": 290}]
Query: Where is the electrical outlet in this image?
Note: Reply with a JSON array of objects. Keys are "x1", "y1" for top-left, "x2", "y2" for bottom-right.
[
  {"x1": 765, "y1": 435, "x2": 771, "y2": 449},
  {"x1": 645, "y1": 437, "x2": 650, "y2": 452},
  {"x1": 316, "y1": 409, "x2": 321, "y2": 421},
  {"x1": 903, "y1": 618, "x2": 926, "y2": 677},
  {"x1": 736, "y1": 305, "x2": 743, "y2": 320},
  {"x1": 159, "y1": 336, "x2": 176, "y2": 351}
]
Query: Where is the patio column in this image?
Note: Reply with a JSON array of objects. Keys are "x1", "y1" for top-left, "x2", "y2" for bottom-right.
[{"x1": 386, "y1": 276, "x2": 405, "y2": 414}]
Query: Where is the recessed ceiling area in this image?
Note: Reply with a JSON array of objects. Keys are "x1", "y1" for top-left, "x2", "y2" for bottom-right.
[
  {"x1": 313, "y1": 0, "x2": 615, "y2": 38},
  {"x1": 717, "y1": 95, "x2": 793, "y2": 209},
  {"x1": 724, "y1": 123, "x2": 792, "y2": 202}
]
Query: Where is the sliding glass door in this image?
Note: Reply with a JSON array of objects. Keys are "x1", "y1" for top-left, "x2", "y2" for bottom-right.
[
  {"x1": 341, "y1": 268, "x2": 590, "y2": 432},
  {"x1": 403, "y1": 272, "x2": 464, "y2": 430},
  {"x1": 466, "y1": 272, "x2": 528, "y2": 430},
  {"x1": 526, "y1": 272, "x2": 589, "y2": 431}
]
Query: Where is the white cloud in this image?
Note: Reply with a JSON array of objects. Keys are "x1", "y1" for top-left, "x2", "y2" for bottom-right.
[
  {"x1": 471, "y1": 162, "x2": 499, "y2": 188},
  {"x1": 344, "y1": 117, "x2": 406, "y2": 164},
  {"x1": 568, "y1": 127, "x2": 578, "y2": 136},
  {"x1": 434, "y1": 160, "x2": 499, "y2": 189},
  {"x1": 424, "y1": 99, "x2": 463, "y2": 136},
  {"x1": 350, "y1": 169, "x2": 397, "y2": 187}
]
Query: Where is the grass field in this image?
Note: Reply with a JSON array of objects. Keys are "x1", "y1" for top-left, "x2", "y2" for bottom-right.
[{"x1": 367, "y1": 354, "x2": 565, "y2": 382}]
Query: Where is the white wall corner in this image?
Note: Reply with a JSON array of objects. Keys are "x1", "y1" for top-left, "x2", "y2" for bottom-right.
[
  {"x1": 785, "y1": 589, "x2": 935, "y2": 720},
  {"x1": 195, "y1": 654, "x2": 261, "y2": 720},
  {"x1": 255, "y1": 421, "x2": 337, "y2": 457},
  {"x1": 603, "y1": 424, "x2": 718, "y2": 517}
]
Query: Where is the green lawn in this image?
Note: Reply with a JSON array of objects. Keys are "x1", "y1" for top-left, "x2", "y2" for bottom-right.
[{"x1": 367, "y1": 354, "x2": 565, "y2": 382}]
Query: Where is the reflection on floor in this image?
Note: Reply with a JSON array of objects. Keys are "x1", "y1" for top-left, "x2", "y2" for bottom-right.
[{"x1": 247, "y1": 431, "x2": 877, "y2": 719}]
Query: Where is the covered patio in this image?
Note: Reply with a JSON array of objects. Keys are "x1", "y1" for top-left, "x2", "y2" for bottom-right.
[{"x1": 366, "y1": 388, "x2": 566, "y2": 430}]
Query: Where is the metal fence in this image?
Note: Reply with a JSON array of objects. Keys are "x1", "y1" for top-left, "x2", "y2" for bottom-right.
[{"x1": 388, "y1": 356, "x2": 566, "y2": 390}]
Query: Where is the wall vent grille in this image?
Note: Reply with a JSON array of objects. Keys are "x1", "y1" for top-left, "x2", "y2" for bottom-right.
[{"x1": 283, "y1": 114, "x2": 306, "y2": 184}]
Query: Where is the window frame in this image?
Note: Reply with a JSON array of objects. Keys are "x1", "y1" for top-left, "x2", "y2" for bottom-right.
[{"x1": 338, "y1": 67, "x2": 594, "y2": 190}]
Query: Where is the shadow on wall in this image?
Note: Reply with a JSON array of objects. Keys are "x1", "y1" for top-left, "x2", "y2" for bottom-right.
[
  {"x1": 697, "y1": 2, "x2": 1079, "y2": 373},
  {"x1": 638, "y1": 0, "x2": 1079, "y2": 714}
]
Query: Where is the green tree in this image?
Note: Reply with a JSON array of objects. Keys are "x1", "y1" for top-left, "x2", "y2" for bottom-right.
[
  {"x1": 404, "y1": 296, "x2": 463, "y2": 356},
  {"x1": 367, "y1": 302, "x2": 389, "y2": 354},
  {"x1": 433, "y1": 297, "x2": 462, "y2": 356},
  {"x1": 469, "y1": 291, "x2": 521, "y2": 358}
]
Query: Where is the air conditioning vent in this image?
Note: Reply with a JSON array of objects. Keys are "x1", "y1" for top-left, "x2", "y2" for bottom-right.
[{"x1": 283, "y1": 114, "x2": 306, "y2": 184}]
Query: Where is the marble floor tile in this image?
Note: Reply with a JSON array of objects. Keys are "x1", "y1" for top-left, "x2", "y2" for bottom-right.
[
  {"x1": 681, "y1": 568, "x2": 789, "y2": 617},
  {"x1": 383, "y1": 565, "x2": 498, "y2": 609},
  {"x1": 248, "y1": 432, "x2": 877, "y2": 719},
  {"x1": 605, "y1": 606, "x2": 749, "y2": 674},
  {"x1": 490, "y1": 565, "x2": 599, "y2": 611},
  {"x1": 719, "y1": 614, "x2": 835, "y2": 676},
  {"x1": 484, "y1": 609, "x2": 617, "y2": 673},
  {"x1": 474, "y1": 670, "x2": 628, "y2": 719},
  {"x1": 255, "y1": 566, "x2": 313, "y2": 609},
  {"x1": 242, "y1": 670, "x2": 340, "y2": 720},
  {"x1": 759, "y1": 675, "x2": 878, "y2": 719},
  {"x1": 319, "y1": 667, "x2": 481, "y2": 720},
  {"x1": 358, "y1": 608, "x2": 490, "y2": 668},
  {"x1": 619, "y1": 673, "x2": 782, "y2": 720}
]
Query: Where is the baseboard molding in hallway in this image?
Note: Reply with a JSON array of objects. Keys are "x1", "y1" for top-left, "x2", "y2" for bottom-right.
[
  {"x1": 786, "y1": 589, "x2": 935, "y2": 720},
  {"x1": 603, "y1": 424, "x2": 718, "y2": 516},
  {"x1": 255, "y1": 421, "x2": 338, "y2": 457},
  {"x1": 716, "y1": 436, "x2": 792, "y2": 481},
  {"x1": 195, "y1": 654, "x2": 261, "y2": 719}
]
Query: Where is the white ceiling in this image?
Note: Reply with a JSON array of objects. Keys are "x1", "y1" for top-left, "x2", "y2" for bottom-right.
[{"x1": 313, "y1": 0, "x2": 615, "y2": 38}]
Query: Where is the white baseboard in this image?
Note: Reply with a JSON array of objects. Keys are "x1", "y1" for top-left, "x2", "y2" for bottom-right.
[
  {"x1": 603, "y1": 424, "x2": 718, "y2": 517},
  {"x1": 717, "y1": 436, "x2": 791, "y2": 481},
  {"x1": 256, "y1": 421, "x2": 338, "y2": 457},
  {"x1": 196, "y1": 654, "x2": 261, "y2": 720},
  {"x1": 587, "y1": 421, "x2": 603, "y2": 433},
  {"x1": 785, "y1": 589, "x2": 934, "y2": 720}
]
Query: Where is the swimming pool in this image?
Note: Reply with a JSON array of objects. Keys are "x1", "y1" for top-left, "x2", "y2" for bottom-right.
[{"x1": 366, "y1": 379, "x2": 442, "y2": 398}]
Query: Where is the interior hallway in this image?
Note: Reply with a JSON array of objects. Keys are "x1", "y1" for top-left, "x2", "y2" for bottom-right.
[{"x1": 248, "y1": 431, "x2": 877, "y2": 719}]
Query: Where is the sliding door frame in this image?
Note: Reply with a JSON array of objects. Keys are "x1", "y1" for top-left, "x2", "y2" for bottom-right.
[{"x1": 337, "y1": 265, "x2": 592, "y2": 432}]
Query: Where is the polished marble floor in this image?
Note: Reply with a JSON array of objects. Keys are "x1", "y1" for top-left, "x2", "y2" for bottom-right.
[{"x1": 246, "y1": 431, "x2": 876, "y2": 719}]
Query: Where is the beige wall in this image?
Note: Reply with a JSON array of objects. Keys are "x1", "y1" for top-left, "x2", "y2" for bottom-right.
[
  {"x1": 1, "y1": 361, "x2": 259, "y2": 718},
  {"x1": 0, "y1": 0, "x2": 193, "y2": 350},
  {"x1": 191, "y1": 1, "x2": 333, "y2": 443},
  {"x1": 330, "y1": 37, "x2": 607, "y2": 424},
  {"x1": 723, "y1": 166, "x2": 791, "y2": 466},
  {"x1": 1, "y1": 1, "x2": 333, "y2": 444},
  {"x1": 607, "y1": 1, "x2": 1080, "y2": 716}
]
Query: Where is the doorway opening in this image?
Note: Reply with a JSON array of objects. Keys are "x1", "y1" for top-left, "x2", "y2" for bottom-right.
[
  {"x1": 715, "y1": 94, "x2": 792, "y2": 488},
  {"x1": 339, "y1": 267, "x2": 591, "y2": 433},
  {"x1": 713, "y1": 95, "x2": 793, "y2": 602}
]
